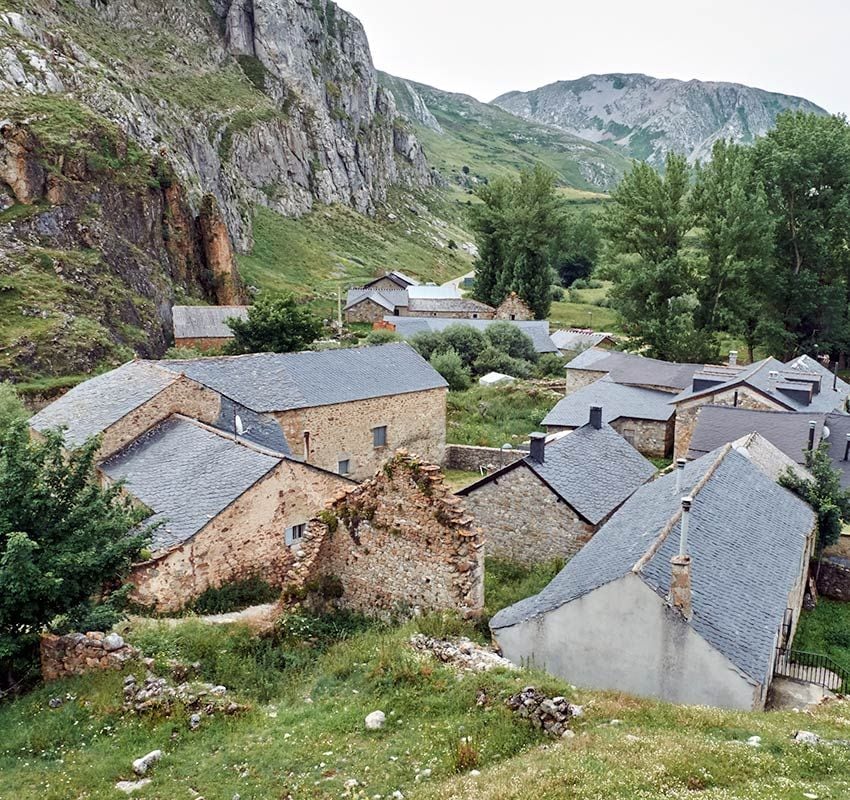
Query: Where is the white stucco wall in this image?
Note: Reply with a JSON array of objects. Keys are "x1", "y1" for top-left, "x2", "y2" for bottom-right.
[{"x1": 493, "y1": 574, "x2": 761, "y2": 710}]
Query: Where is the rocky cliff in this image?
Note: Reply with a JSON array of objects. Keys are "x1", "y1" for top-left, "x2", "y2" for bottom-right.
[{"x1": 493, "y1": 73, "x2": 827, "y2": 167}]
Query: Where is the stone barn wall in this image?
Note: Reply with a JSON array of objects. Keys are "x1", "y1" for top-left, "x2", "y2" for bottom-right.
[
  {"x1": 564, "y1": 368, "x2": 607, "y2": 395},
  {"x1": 41, "y1": 632, "x2": 138, "y2": 681},
  {"x1": 305, "y1": 452, "x2": 484, "y2": 618},
  {"x1": 610, "y1": 417, "x2": 674, "y2": 459},
  {"x1": 443, "y1": 443, "x2": 527, "y2": 473},
  {"x1": 494, "y1": 292, "x2": 534, "y2": 321},
  {"x1": 345, "y1": 299, "x2": 392, "y2": 323}
]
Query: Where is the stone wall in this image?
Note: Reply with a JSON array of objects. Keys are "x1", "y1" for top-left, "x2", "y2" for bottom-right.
[
  {"x1": 344, "y1": 299, "x2": 391, "y2": 324},
  {"x1": 401, "y1": 309, "x2": 495, "y2": 319},
  {"x1": 173, "y1": 336, "x2": 232, "y2": 352},
  {"x1": 305, "y1": 452, "x2": 484, "y2": 618},
  {"x1": 461, "y1": 464, "x2": 595, "y2": 565},
  {"x1": 100, "y1": 374, "x2": 222, "y2": 460},
  {"x1": 817, "y1": 557, "x2": 850, "y2": 601},
  {"x1": 40, "y1": 632, "x2": 138, "y2": 681},
  {"x1": 275, "y1": 387, "x2": 447, "y2": 482},
  {"x1": 673, "y1": 388, "x2": 783, "y2": 459},
  {"x1": 443, "y1": 443, "x2": 527, "y2": 473},
  {"x1": 565, "y1": 368, "x2": 606, "y2": 395},
  {"x1": 494, "y1": 293, "x2": 533, "y2": 321},
  {"x1": 129, "y1": 459, "x2": 351, "y2": 612},
  {"x1": 610, "y1": 417, "x2": 674, "y2": 459}
]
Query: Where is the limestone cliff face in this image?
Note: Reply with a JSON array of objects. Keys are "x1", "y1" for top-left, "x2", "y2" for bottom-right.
[{"x1": 0, "y1": 0, "x2": 433, "y2": 250}]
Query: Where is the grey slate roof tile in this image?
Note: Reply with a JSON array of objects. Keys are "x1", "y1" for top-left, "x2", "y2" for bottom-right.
[
  {"x1": 158, "y1": 342, "x2": 447, "y2": 413},
  {"x1": 29, "y1": 362, "x2": 178, "y2": 447},
  {"x1": 543, "y1": 377, "x2": 675, "y2": 427},
  {"x1": 551, "y1": 330, "x2": 616, "y2": 351},
  {"x1": 566, "y1": 349, "x2": 702, "y2": 391},
  {"x1": 172, "y1": 305, "x2": 249, "y2": 339},
  {"x1": 491, "y1": 446, "x2": 814, "y2": 685},
  {"x1": 387, "y1": 317, "x2": 558, "y2": 354},
  {"x1": 100, "y1": 416, "x2": 283, "y2": 551},
  {"x1": 345, "y1": 289, "x2": 409, "y2": 311},
  {"x1": 406, "y1": 297, "x2": 494, "y2": 314}
]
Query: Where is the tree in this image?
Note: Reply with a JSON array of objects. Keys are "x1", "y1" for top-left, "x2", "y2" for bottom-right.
[
  {"x1": 780, "y1": 443, "x2": 850, "y2": 557},
  {"x1": 0, "y1": 424, "x2": 148, "y2": 691},
  {"x1": 226, "y1": 294, "x2": 323, "y2": 354},
  {"x1": 429, "y1": 349, "x2": 471, "y2": 391},
  {"x1": 484, "y1": 322, "x2": 538, "y2": 363},
  {"x1": 551, "y1": 208, "x2": 601, "y2": 287},
  {"x1": 0, "y1": 383, "x2": 26, "y2": 436},
  {"x1": 440, "y1": 325, "x2": 487, "y2": 370}
]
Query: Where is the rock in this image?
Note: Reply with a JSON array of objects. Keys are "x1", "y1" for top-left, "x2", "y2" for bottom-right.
[
  {"x1": 48, "y1": 697, "x2": 63, "y2": 709},
  {"x1": 415, "y1": 768, "x2": 432, "y2": 781},
  {"x1": 794, "y1": 730, "x2": 821, "y2": 745},
  {"x1": 189, "y1": 713, "x2": 201, "y2": 730},
  {"x1": 132, "y1": 749, "x2": 163, "y2": 775},
  {"x1": 365, "y1": 710, "x2": 386, "y2": 730},
  {"x1": 409, "y1": 634, "x2": 517, "y2": 672},
  {"x1": 469, "y1": 770, "x2": 481, "y2": 777},
  {"x1": 115, "y1": 779, "x2": 152, "y2": 794},
  {"x1": 391, "y1": 792, "x2": 404, "y2": 800},
  {"x1": 746, "y1": 735, "x2": 761, "y2": 747},
  {"x1": 103, "y1": 632, "x2": 124, "y2": 651},
  {"x1": 562, "y1": 729, "x2": 576, "y2": 739}
]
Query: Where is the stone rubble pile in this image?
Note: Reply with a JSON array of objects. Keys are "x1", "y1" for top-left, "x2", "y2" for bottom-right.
[
  {"x1": 40, "y1": 631, "x2": 139, "y2": 681},
  {"x1": 123, "y1": 672, "x2": 245, "y2": 723},
  {"x1": 506, "y1": 687, "x2": 581, "y2": 737},
  {"x1": 409, "y1": 634, "x2": 517, "y2": 672}
]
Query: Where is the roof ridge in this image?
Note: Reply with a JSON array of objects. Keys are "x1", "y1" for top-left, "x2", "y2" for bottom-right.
[
  {"x1": 171, "y1": 413, "x2": 287, "y2": 460},
  {"x1": 631, "y1": 443, "x2": 732, "y2": 575}
]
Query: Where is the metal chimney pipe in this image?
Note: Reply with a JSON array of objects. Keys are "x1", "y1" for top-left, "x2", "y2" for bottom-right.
[
  {"x1": 679, "y1": 497, "x2": 692, "y2": 557},
  {"x1": 844, "y1": 434, "x2": 850, "y2": 462},
  {"x1": 808, "y1": 421, "x2": 817, "y2": 451},
  {"x1": 675, "y1": 458, "x2": 686, "y2": 493}
]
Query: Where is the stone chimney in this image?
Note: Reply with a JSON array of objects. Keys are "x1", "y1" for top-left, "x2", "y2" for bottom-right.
[
  {"x1": 728, "y1": 350, "x2": 738, "y2": 367},
  {"x1": 670, "y1": 497, "x2": 693, "y2": 620},
  {"x1": 768, "y1": 370, "x2": 780, "y2": 391},
  {"x1": 589, "y1": 406, "x2": 603, "y2": 430},
  {"x1": 529, "y1": 432, "x2": 546, "y2": 463}
]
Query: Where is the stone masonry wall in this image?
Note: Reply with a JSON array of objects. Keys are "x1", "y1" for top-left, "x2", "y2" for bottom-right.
[
  {"x1": 673, "y1": 388, "x2": 783, "y2": 459},
  {"x1": 129, "y1": 459, "x2": 351, "y2": 612},
  {"x1": 400, "y1": 309, "x2": 495, "y2": 319},
  {"x1": 461, "y1": 465, "x2": 595, "y2": 565},
  {"x1": 40, "y1": 631, "x2": 138, "y2": 681},
  {"x1": 174, "y1": 336, "x2": 233, "y2": 351},
  {"x1": 494, "y1": 293, "x2": 533, "y2": 321},
  {"x1": 610, "y1": 417, "x2": 674, "y2": 459},
  {"x1": 275, "y1": 387, "x2": 447, "y2": 482},
  {"x1": 817, "y1": 557, "x2": 850, "y2": 601},
  {"x1": 344, "y1": 299, "x2": 390, "y2": 324},
  {"x1": 565, "y1": 368, "x2": 607, "y2": 396},
  {"x1": 443, "y1": 444, "x2": 527, "y2": 473},
  {"x1": 100, "y1": 374, "x2": 222, "y2": 460},
  {"x1": 305, "y1": 452, "x2": 484, "y2": 618}
]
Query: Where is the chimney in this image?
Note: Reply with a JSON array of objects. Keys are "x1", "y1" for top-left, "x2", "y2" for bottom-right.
[
  {"x1": 529, "y1": 432, "x2": 546, "y2": 463},
  {"x1": 670, "y1": 497, "x2": 693, "y2": 620},
  {"x1": 728, "y1": 350, "x2": 738, "y2": 367},
  {"x1": 844, "y1": 433, "x2": 850, "y2": 462},
  {"x1": 768, "y1": 370, "x2": 780, "y2": 391},
  {"x1": 808, "y1": 421, "x2": 817, "y2": 451},
  {"x1": 675, "y1": 458, "x2": 686, "y2": 493},
  {"x1": 589, "y1": 405, "x2": 603, "y2": 430}
]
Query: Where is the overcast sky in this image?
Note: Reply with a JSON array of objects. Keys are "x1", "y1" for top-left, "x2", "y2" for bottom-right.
[{"x1": 340, "y1": 0, "x2": 848, "y2": 114}]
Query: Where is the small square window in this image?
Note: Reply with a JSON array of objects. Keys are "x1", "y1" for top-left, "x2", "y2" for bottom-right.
[
  {"x1": 373, "y1": 425, "x2": 387, "y2": 447},
  {"x1": 338, "y1": 459, "x2": 350, "y2": 476},
  {"x1": 286, "y1": 523, "x2": 306, "y2": 546}
]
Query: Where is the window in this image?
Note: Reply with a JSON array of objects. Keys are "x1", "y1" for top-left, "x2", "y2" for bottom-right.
[
  {"x1": 510, "y1": 314, "x2": 516, "y2": 320},
  {"x1": 373, "y1": 425, "x2": 387, "y2": 447},
  {"x1": 622, "y1": 428, "x2": 636, "y2": 446},
  {"x1": 285, "y1": 523, "x2": 306, "y2": 547},
  {"x1": 338, "y1": 459, "x2": 350, "y2": 476},
  {"x1": 472, "y1": 313, "x2": 478, "y2": 319}
]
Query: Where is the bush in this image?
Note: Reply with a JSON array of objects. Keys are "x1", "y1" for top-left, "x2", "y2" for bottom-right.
[
  {"x1": 365, "y1": 329, "x2": 401, "y2": 345},
  {"x1": 409, "y1": 330, "x2": 445, "y2": 361},
  {"x1": 484, "y1": 322, "x2": 538, "y2": 363},
  {"x1": 586, "y1": 278, "x2": 604, "y2": 289},
  {"x1": 550, "y1": 285, "x2": 565, "y2": 302},
  {"x1": 441, "y1": 325, "x2": 486, "y2": 369},
  {"x1": 430, "y1": 348, "x2": 471, "y2": 391},
  {"x1": 226, "y1": 293, "x2": 322, "y2": 354},
  {"x1": 191, "y1": 575, "x2": 279, "y2": 615},
  {"x1": 571, "y1": 278, "x2": 590, "y2": 290},
  {"x1": 0, "y1": 382, "x2": 26, "y2": 435},
  {"x1": 534, "y1": 352, "x2": 566, "y2": 378},
  {"x1": 472, "y1": 346, "x2": 531, "y2": 379}
]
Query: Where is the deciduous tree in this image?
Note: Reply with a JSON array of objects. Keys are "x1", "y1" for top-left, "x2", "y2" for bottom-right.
[{"x1": 227, "y1": 294, "x2": 322, "y2": 354}]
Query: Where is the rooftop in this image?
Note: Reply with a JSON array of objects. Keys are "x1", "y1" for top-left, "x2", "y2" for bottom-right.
[
  {"x1": 362, "y1": 271, "x2": 419, "y2": 289},
  {"x1": 543, "y1": 376, "x2": 675, "y2": 427},
  {"x1": 172, "y1": 305, "x2": 249, "y2": 340},
  {"x1": 406, "y1": 297, "x2": 494, "y2": 314},
  {"x1": 551, "y1": 329, "x2": 616, "y2": 351},
  {"x1": 407, "y1": 285, "x2": 462, "y2": 300},
  {"x1": 566, "y1": 348, "x2": 703, "y2": 392},
  {"x1": 344, "y1": 288, "x2": 410, "y2": 311},
  {"x1": 386, "y1": 317, "x2": 558, "y2": 354},
  {"x1": 491, "y1": 443, "x2": 814, "y2": 685}
]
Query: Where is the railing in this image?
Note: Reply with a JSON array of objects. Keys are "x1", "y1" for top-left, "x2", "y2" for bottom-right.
[{"x1": 774, "y1": 647, "x2": 850, "y2": 693}]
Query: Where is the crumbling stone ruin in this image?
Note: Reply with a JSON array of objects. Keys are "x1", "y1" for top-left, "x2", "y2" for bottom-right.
[
  {"x1": 409, "y1": 634, "x2": 517, "y2": 672},
  {"x1": 40, "y1": 632, "x2": 138, "y2": 681},
  {"x1": 506, "y1": 686, "x2": 581, "y2": 737}
]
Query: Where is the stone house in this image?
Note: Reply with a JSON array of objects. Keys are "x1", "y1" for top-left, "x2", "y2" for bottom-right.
[
  {"x1": 172, "y1": 305, "x2": 249, "y2": 350},
  {"x1": 550, "y1": 329, "x2": 617, "y2": 354},
  {"x1": 386, "y1": 317, "x2": 559, "y2": 354},
  {"x1": 458, "y1": 407, "x2": 656, "y2": 565},
  {"x1": 100, "y1": 415, "x2": 353, "y2": 612},
  {"x1": 494, "y1": 292, "x2": 534, "y2": 321},
  {"x1": 362, "y1": 270, "x2": 420, "y2": 291},
  {"x1": 543, "y1": 376, "x2": 676, "y2": 457},
  {"x1": 404, "y1": 296, "x2": 496, "y2": 318},
  {"x1": 344, "y1": 288, "x2": 410, "y2": 323},
  {"x1": 491, "y1": 437, "x2": 816, "y2": 711},
  {"x1": 298, "y1": 452, "x2": 484, "y2": 618},
  {"x1": 671, "y1": 355, "x2": 850, "y2": 459}
]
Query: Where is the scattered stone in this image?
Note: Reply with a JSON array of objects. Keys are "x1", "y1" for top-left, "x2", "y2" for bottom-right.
[
  {"x1": 40, "y1": 631, "x2": 139, "y2": 682},
  {"x1": 506, "y1": 687, "x2": 574, "y2": 737},
  {"x1": 115, "y1": 779, "x2": 152, "y2": 794},
  {"x1": 409, "y1": 634, "x2": 517, "y2": 672},
  {"x1": 365, "y1": 710, "x2": 386, "y2": 730},
  {"x1": 609, "y1": 719, "x2": 622, "y2": 727},
  {"x1": 391, "y1": 791, "x2": 404, "y2": 799},
  {"x1": 132, "y1": 749, "x2": 162, "y2": 776},
  {"x1": 746, "y1": 735, "x2": 761, "y2": 747},
  {"x1": 562, "y1": 730, "x2": 576, "y2": 739},
  {"x1": 189, "y1": 713, "x2": 201, "y2": 730},
  {"x1": 103, "y1": 632, "x2": 125, "y2": 651},
  {"x1": 48, "y1": 697, "x2": 63, "y2": 709},
  {"x1": 414, "y1": 768, "x2": 432, "y2": 781},
  {"x1": 469, "y1": 770, "x2": 481, "y2": 777},
  {"x1": 568, "y1": 704, "x2": 584, "y2": 717},
  {"x1": 803, "y1": 794, "x2": 819, "y2": 799},
  {"x1": 794, "y1": 730, "x2": 821, "y2": 745}
]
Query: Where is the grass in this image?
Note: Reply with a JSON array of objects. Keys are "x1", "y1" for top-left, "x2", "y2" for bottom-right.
[
  {"x1": 446, "y1": 383, "x2": 562, "y2": 448},
  {"x1": 483, "y1": 558, "x2": 563, "y2": 626},
  {"x1": 793, "y1": 599, "x2": 850, "y2": 677},
  {"x1": 442, "y1": 469, "x2": 482, "y2": 492}
]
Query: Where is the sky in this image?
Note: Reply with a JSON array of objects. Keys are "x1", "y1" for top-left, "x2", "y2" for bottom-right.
[{"x1": 340, "y1": 0, "x2": 849, "y2": 115}]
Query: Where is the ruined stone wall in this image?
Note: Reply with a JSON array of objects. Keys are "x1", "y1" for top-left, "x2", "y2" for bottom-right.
[
  {"x1": 40, "y1": 632, "x2": 138, "y2": 681},
  {"x1": 494, "y1": 293, "x2": 533, "y2": 321},
  {"x1": 274, "y1": 388, "x2": 447, "y2": 482},
  {"x1": 461, "y1": 465, "x2": 595, "y2": 565},
  {"x1": 443, "y1": 443, "x2": 527, "y2": 473},
  {"x1": 610, "y1": 417, "x2": 674, "y2": 459},
  {"x1": 344, "y1": 299, "x2": 391, "y2": 324},
  {"x1": 306, "y1": 453, "x2": 484, "y2": 617},
  {"x1": 673, "y1": 388, "x2": 783, "y2": 459},
  {"x1": 100, "y1": 375, "x2": 222, "y2": 459},
  {"x1": 173, "y1": 336, "x2": 232, "y2": 352},
  {"x1": 565, "y1": 368, "x2": 606, "y2": 395},
  {"x1": 129, "y1": 459, "x2": 351, "y2": 612},
  {"x1": 817, "y1": 557, "x2": 850, "y2": 601}
]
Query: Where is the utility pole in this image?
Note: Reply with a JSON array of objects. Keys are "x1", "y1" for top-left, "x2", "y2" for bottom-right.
[{"x1": 337, "y1": 285, "x2": 343, "y2": 333}]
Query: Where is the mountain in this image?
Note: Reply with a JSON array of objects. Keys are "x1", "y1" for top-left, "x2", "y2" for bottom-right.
[
  {"x1": 493, "y1": 73, "x2": 828, "y2": 167},
  {"x1": 0, "y1": 0, "x2": 435, "y2": 380},
  {"x1": 379, "y1": 72, "x2": 631, "y2": 193}
]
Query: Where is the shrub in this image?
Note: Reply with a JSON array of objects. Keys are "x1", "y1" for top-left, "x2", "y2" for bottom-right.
[
  {"x1": 0, "y1": 382, "x2": 26, "y2": 436},
  {"x1": 191, "y1": 575, "x2": 279, "y2": 615},
  {"x1": 430, "y1": 348, "x2": 471, "y2": 391},
  {"x1": 472, "y1": 346, "x2": 531, "y2": 379},
  {"x1": 226, "y1": 293, "x2": 322, "y2": 354},
  {"x1": 571, "y1": 278, "x2": 590, "y2": 290},
  {"x1": 484, "y1": 322, "x2": 538, "y2": 363},
  {"x1": 365, "y1": 329, "x2": 401, "y2": 345},
  {"x1": 534, "y1": 352, "x2": 566, "y2": 378},
  {"x1": 550, "y1": 285, "x2": 565, "y2": 302},
  {"x1": 586, "y1": 278, "x2": 604, "y2": 289},
  {"x1": 409, "y1": 330, "x2": 445, "y2": 361},
  {"x1": 441, "y1": 325, "x2": 486, "y2": 369}
]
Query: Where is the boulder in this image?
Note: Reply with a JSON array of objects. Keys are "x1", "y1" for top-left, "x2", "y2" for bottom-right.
[{"x1": 365, "y1": 710, "x2": 386, "y2": 730}]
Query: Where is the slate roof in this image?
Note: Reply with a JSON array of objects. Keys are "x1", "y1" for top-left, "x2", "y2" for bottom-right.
[
  {"x1": 543, "y1": 377, "x2": 675, "y2": 427},
  {"x1": 566, "y1": 349, "x2": 703, "y2": 392},
  {"x1": 158, "y1": 342, "x2": 447, "y2": 413},
  {"x1": 386, "y1": 317, "x2": 558, "y2": 354},
  {"x1": 407, "y1": 285, "x2": 462, "y2": 299},
  {"x1": 459, "y1": 421, "x2": 656, "y2": 525},
  {"x1": 172, "y1": 305, "x2": 249, "y2": 339},
  {"x1": 407, "y1": 297, "x2": 494, "y2": 314},
  {"x1": 821, "y1": 412, "x2": 850, "y2": 489},
  {"x1": 551, "y1": 329, "x2": 616, "y2": 351},
  {"x1": 100, "y1": 416, "x2": 284, "y2": 551},
  {"x1": 29, "y1": 362, "x2": 178, "y2": 447},
  {"x1": 344, "y1": 288, "x2": 409, "y2": 311},
  {"x1": 491, "y1": 444, "x2": 814, "y2": 685},
  {"x1": 361, "y1": 271, "x2": 419, "y2": 289}
]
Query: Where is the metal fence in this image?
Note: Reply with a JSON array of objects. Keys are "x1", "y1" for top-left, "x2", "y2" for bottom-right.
[{"x1": 774, "y1": 647, "x2": 850, "y2": 693}]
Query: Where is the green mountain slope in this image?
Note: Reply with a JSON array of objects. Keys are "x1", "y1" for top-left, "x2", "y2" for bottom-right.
[{"x1": 379, "y1": 72, "x2": 632, "y2": 197}]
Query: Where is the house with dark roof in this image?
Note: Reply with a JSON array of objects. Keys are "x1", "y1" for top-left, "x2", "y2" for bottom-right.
[
  {"x1": 385, "y1": 317, "x2": 558, "y2": 354},
  {"x1": 565, "y1": 348, "x2": 703, "y2": 395},
  {"x1": 490, "y1": 438, "x2": 816, "y2": 710},
  {"x1": 344, "y1": 288, "x2": 410, "y2": 323},
  {"x1": 458, "y1": 407, "x2": 656, "y2": 564},
  {"x1": 672, "y1": 355, "x2": 850, "y2": 458},
  {"x1": 404, "y1": 296, "x2": 495, "y2": 318},
  {"x1": 172, "y1": 305, "x2": 249, "y2": 350},
  {"x1": 362, "y1": 271, "x2": 420, "y2": 291},
  {"x1": 551, "y1": 329, "x2": 617, "y2": 354},
  {"x1": 102, "y1": 415, "x2": 353, "y2": 612},
  {"x1": 542, "y1": 376, "x2": 676, "y2": 457}
]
